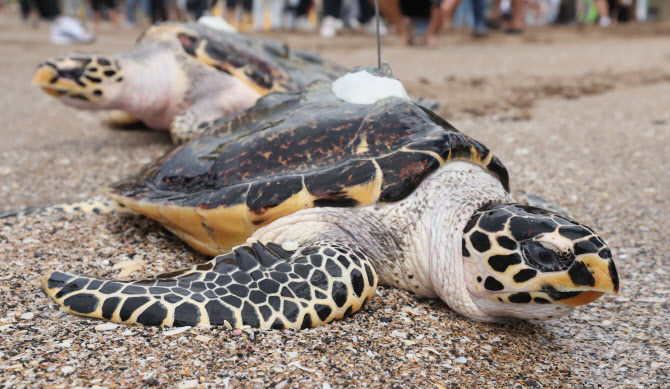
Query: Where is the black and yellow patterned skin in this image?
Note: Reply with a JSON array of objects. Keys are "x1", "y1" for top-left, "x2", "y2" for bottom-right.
[
  {"x1": 32, "y1": 55, "x2": 123, "y2": 104},
  {"x1": 462, "y1": 203, "x2": 619, "y2": 318},
  {"x1": 146, "y1": 22, "x2": 347, "y2": 94},
  {"x1": 43, "y1": 241, "x2": 376, "y2": 329}
]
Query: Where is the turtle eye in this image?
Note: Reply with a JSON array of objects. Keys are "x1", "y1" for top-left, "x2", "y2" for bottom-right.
[{"x1": 521, "y1": 242, "x2": 573, "y2": 272}]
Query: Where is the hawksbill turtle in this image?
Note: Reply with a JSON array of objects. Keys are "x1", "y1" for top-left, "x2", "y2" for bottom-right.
[
  {"x1": 41, "y1": 67, "x2": 619, "y2": 330},
  {"x1": 31, "y1": 22, "x2": 346, "y2": 144}
]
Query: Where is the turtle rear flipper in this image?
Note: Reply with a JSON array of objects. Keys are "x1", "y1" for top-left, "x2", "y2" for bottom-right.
[
  {"x1": 106, "y1": 110, "x2": 142, "y2": 128},
  {"x1": 1, "y1": 195, "x2": 133, "y2": 219},
  {"x1": 42, "y1": 241, "x2": 377, "y2": 329}
]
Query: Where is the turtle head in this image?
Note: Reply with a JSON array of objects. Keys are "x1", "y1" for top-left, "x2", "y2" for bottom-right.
[
  {"x1": 32, "y1": 55, "x2": 124, "y2": 109},
  {"x1": 461, "y1": 203, "x2": 619, "y2": 321}
]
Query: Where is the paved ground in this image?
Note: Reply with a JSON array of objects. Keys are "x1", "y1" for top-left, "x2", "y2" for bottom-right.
[{"x1": 0, "y1": 13, "x2": 668, "y2": 389}]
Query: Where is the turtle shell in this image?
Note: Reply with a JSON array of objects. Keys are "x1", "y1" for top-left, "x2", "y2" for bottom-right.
[
  {"x1": 109, "y1": 81, "x2": 509, "y2": 256},
  {"x1": 141, "y1": 23, "x2": 346, "y2": 94}
]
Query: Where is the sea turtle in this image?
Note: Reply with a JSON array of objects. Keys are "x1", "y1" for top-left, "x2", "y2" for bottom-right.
[
  {"x1": 31, "y1": 22, "x2": 346, "y2": 144},
  {"x1": 41, "y1": 67, "x2": 619, "y2": 330}
]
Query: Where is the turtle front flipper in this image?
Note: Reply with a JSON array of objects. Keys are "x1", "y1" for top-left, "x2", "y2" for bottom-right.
[
  {"x1": 168, "y1": 76, "x2": 261, "y2": 144},
  {"x1": 42, "y1": 241, "x2": 377, "y2": 329},
  {"x1": 518, "y1": 192, "x2": 572, "y2": 218}
]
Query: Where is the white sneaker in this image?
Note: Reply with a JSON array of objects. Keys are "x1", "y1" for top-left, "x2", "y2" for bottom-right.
[
  {"x1": 50, "y1": 16, "x2": 96, "y2": 45},
  {"x1": 363, "y1": 18, "x2": 388, "y2": 36},
  {"x1": 320, "y1": 16, "x2": 340, "y2": 38},
  {"x1": 598, "y1": 16, "x2": 612, "y2": 27},
  {"x1": 332, "y1": 17, "x2": 344, "y2": 31},
  {"x1": 295, "y1": 16, "x2": 315, "y2": 32},
  {"x1": 347, "y1": 18, "x2": 360, "y2": 29}
]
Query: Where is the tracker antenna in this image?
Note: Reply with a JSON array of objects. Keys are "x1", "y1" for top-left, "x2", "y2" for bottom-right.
[{"x1": 374, "y1": 0, "x2": 381, "y2": 69}]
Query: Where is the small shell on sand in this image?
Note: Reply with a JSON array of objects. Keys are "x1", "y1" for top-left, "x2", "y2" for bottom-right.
[
  {"x1": 112, "y1": 260, "x2": 147, "y2": 278},
  {"x1": 163, "y1": 327, "x2": 191, "y2": 336}
]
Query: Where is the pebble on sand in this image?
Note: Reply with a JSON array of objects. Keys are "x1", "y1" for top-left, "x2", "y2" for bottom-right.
[
  {"x1": 177, "y1": 379, "x2": 199, "y2": 389},
  {"x1": 19, "y1": 312, "x2": 34, "y2": 320},
  {"x1": 94, "y1": 323, "x2": 118, "y2": 331}
]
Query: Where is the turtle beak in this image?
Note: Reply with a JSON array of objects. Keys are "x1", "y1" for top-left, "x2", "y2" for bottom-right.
[
  {"x1": 32, "y1": 64, "x2": 58, "y2": 87},
  {"x1": 532, "y1": 253, "x2": 619, "y2": 307},
  {"x1": 32, "y1": 64, "x2": 65, "y2": 97},
  {"x1": 555, "y1": 253, "x2": 619, "y2": 307}
]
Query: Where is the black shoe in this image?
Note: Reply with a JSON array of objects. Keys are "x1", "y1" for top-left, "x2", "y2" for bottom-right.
[
  {"x1": 486, "y1": 19, "x2": 502, "y2": 30},
  {"x1": 504, "y1": 28, "x2": 524, "y2": 35}
]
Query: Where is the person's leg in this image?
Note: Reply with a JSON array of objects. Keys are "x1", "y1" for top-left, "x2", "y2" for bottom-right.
[
  {"x1": 160, "y1": 0, "x2": 168, "y2": 21},
  {"x1": 635, "y1": 0, "x2": 648, "y2": 22},
  {"x1": 359, "y1": 0, "x2": 388, "y2": 35},
  {"x1": 321, "y1": 0, "x2": 342, "y2": 37},
  {"x1": 509, "y1": 0, "x2": 524, "y2": 31},
  {"x1": 90, "y1": 0, "x2": 102, "y2": 32},
  {"x1": 322, "y1": 0, "x2": 340, "y2": 18},
  {"x1": 595, "y1": 0, "x2": 611, "y2": 26},
  {"x1": 471, "y1": 0, "x2": 486, "y2": 35},
  {"x1": 453, "y1": 0, "x2": 473, "y2": 28},
  {"x1": 252, "y1": 0, "x2": 264, "y2": 30},
  {"x1": 188, "y1": 0, "x2": 207, "y2": 19},
  {"x1": 150, "y1": 0, "x2": 158, "y2": 22},
  {"x1": 241, "y1": 0, "x2": 253, "y2": 28},
  {"x1": 107, "y1": 0, "x2": 121, "y2": 27},
  {"x1": 224, "y1": 0, "x2": 234, "y2": 19},
  {"x1": 270, "y1": 0, "x2": 283, "y2": 30},
  {"x1": 126, "y1": 0, "x2": 137, "y2": 24},
  {"x1": 298, "y1": 0, "x2": 310, "y2": 15},
  {"x1": 424, "y1": 0, "x2": 452, "y2": 47},
  {"x1": 291, "y1": 0, "x2": 313, "y2": 30},
  {"x1": 358, "y1": 0, "x2": 374, "y2": 23},
  {"x1": 34, "y1": 0, "x2": 60, "y2": 19},
  {"x1": 378, "y1": 0, "x2": 410, "y2": 44},
  {"x1": 151, "y1": 0, "x2": 167, "y2": 22},
  {"x1": 141, "y1": 0, "x2": 151, "y2": 18},
  {"x1": 487, "y1": 0, "x2": 502, "y2": 27},
  {"x1": 20, "y1": 0, "x2": 32, "y2": 21},
  {"x1": 439, "y1": 0, "x2": 461, "y2": 26}
]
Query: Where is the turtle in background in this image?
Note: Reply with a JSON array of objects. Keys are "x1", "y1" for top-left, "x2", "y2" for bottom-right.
[
  {"x1": 31, "y1": 22, "x2": 346, "y2": 144},
  {"x1": 41, "y1": 66, "x2": 619, "y2": 330}
]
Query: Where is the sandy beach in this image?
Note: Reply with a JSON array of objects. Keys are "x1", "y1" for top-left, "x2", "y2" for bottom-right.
[{"x1": 0, "y1": 14, "x2": 668, "y2": 388}]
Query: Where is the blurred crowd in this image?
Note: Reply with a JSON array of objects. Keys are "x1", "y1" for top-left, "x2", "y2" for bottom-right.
[{"x1": 11, "y1": 0, "x2": 666, "y2": 45}]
